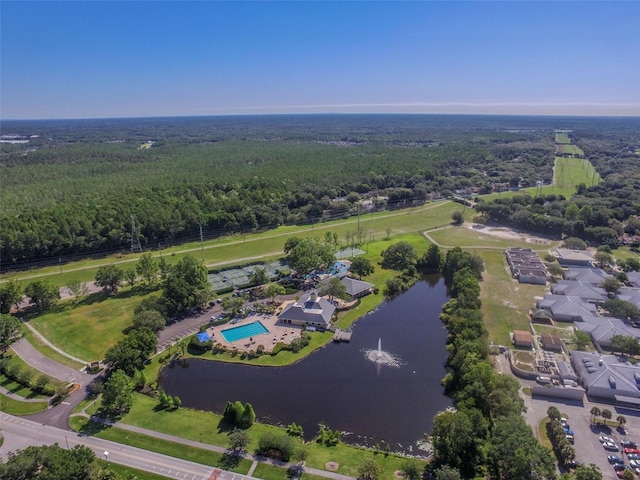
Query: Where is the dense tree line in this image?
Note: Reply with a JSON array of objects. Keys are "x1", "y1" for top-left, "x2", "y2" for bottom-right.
[
  {"x1": 431, "y1": 246, "x2": 556, "y2": 479},
  {"x1": 1, "y1": 114, "x2": 590, "y2": 268}
]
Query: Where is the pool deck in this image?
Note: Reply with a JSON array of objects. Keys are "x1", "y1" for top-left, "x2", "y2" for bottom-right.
[{"x1": 206, "y1": 301, "x2": 303, "y2": 352}]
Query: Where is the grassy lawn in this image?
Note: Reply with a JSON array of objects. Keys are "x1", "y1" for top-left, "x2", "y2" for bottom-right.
[
  {"x1": 0, "y1": 372, "x2": 48, "y2": 399},
  {"x1": 0, "y1": 392, "x2": 48, "y2": 415},
  {"x1": 3, "y1": 349, "x2": 65, "y2": 389},
  {"x1": 612, "y1": 246, "x2": 640, "y2": 262},
  {"x1": 555, "y1": 133, "x2": 571, "y2": 144},
  {"x1": 27, "y1": 289, "x2": 156, "y2": 361},
  {"x1": 72, "y1": 416, "x2": 252, "y2": 474},
  {"x1": 538, "y1": 419, "x2": 552, "y2": 449},
  {"x1": 22, "y1": 328, "x2": 85, "y2": 370},
  {"x1": 115, "y1": 394, "x2": 423, "y2": 477},
  {"x1": 479, "y1": 250, "x2": 546, "y2": 345}
]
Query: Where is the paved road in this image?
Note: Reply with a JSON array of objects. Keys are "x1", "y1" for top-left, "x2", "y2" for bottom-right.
[
  {"x1": 0, "y1": 412, "x2": 217, "y2": 480},
  {"x1": 11, "y1": 338, "x2": 92, "y2": 385}
]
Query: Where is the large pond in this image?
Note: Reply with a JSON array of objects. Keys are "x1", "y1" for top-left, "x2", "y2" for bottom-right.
[{"x1": 160, "y1": 277, "x2": 452, "y2": 453}]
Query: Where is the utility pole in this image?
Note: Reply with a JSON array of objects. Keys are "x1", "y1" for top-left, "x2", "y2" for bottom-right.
[
  {"x1": 199, "y1": 224, "x2": 205, "y2": 260},
  {"x1": 131, "y1": 215, "x2": 142, "y2": 252}
]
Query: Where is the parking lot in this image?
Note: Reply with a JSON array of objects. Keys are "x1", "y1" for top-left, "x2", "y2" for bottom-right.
[
  {"x1": 494, "y1": 353, "x2": 640, "y2": 479},
  {"x1": 522, "y1": 390, "x2": 640, "y2": 479}
]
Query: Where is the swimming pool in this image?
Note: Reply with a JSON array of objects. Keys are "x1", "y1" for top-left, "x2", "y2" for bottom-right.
[{"x1": 220, "y1": 321, "x2": 269, "y2": 343}]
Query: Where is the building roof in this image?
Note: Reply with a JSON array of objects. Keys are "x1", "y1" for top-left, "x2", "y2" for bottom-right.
[
  {"x1": 564, "y1": 267, "x2": 612, "y2": 284},
  {"x1": 531, "y1": 308, "x2": 553, "y2": 320},
  {"x1": 617, "y1": 287, "x2": 640, "y2": 308},
  {"x1": 576, "y1": 316, "x2": 640, "y2": 347},
  {"x1": 513, "y1": 330, "x2": 533, "y2": 344},
  {"x1": 340, "y1": 276, "x2": 374, "y2": 297},
  {"x1": 541, "y1": 333, "x2": 563, "y2": 348},
  {"x1": 278, "y1": 293, "x2": 336, "y2": 326},
  {"x1": 628, "y1": 272, "x2": 640, "y2": 288},
  {"x1": 571, "y1": 351, "x2": 640, "y2": 399},
  {"x1": 537, "y1": 294, "x2": 598, "y2": 321},
  {"x1": 555, "y1": 248, "x2": 594, "y2": 262},
  {"x1": 551, "y1": 280, "x2": 607, "y2": 302},
  {"x1": 196, "y1": 331, "x2": 211, "y2": 343}
]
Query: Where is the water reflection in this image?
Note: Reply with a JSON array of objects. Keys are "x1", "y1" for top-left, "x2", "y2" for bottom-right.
[{"x1": 160, "y1": 277, "x2": 451, "y2": 452}]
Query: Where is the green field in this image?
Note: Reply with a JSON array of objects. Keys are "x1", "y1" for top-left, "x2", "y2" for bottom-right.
[
  {"x1": 426, "y1": 225, "x2": 559, "y2": 251},
  {"x1": 555, "y1": 133, "x2": 571, "y2": 144},
  {"x1": 28, "y1": 290, "x2": 156, "y2": 361},
  {"x1": 0, "y1": 392, "x2": 48, "y2": 415},
  {"x1": 479, "y1": 250, "x2": 547, "y2": 345}
]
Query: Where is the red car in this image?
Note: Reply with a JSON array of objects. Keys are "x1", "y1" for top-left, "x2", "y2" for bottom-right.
[{"x1": 624, "y1": 447, "x2": 640, "y2": 455}]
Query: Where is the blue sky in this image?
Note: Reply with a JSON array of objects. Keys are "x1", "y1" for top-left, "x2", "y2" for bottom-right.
[{"x1": 1, "y1": 1, "x2": 638, "y2": 119}]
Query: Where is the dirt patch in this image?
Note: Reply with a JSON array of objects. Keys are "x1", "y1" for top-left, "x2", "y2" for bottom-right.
[
  {"x1": 325, "y1": 462, "x2": 339, "y2": 471},
  {"x1": 394, "y1": 471, "x2": 406, "y2": 478},
  {"x1": 466, "y1": 225, "x2": 553, "y2": 245}
]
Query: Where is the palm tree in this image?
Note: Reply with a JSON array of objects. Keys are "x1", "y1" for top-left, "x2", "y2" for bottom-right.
[
  {"x1": 601, "y1": 409, "x2": 612, "y2": 424},
  {"x1": 617, "y1": 415, "x2": 627, "y2": 429},
  {"x1": 590, "y1": 406, "x2": 601, "y2": 423}
]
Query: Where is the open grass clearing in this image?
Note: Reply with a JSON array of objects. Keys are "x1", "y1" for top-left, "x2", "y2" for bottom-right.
[
  {"x1": 555, "y1": 133, "x2": 571, "y2": 144},
  {"x1": 28, "y1": 289, "x2": 156, "y2": 362},
  {"x1": 0, "y1": 392, "x2": 48, "y2": 415},
  {"x1": 479, "y1": 250, "x2": 546, "y2": 345},
  {"x1": 612, "y1": 246, "x2": 640, "y2": 262}
]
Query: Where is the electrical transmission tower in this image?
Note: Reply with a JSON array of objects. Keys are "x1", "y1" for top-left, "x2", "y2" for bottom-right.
[{"x1": 131, "y1": 215, "x2": 143, "y2": 252}]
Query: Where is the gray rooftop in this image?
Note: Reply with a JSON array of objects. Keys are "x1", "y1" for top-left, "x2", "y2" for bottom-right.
[
  {"x1": 278, "y1": 293, "x2": 336, "y2": 326},
  {"x1": 571, "y1": 351, "x2": 640, "y2": 399},
  {"x1": 564, "y1": 267, "x2": 612, "y2": 284}
]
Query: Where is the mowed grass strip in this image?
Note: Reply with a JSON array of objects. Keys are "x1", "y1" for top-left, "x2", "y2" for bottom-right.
[
  {"x1": 72, "y1": 416, "x2": 251, "y2": 473},
  {"x1": 28, "y1": 289, "x2": 156, "y2": 361},
  {"x1": 0, "y1": 392, "x2": 48, "y2": 415},
  {"x1": 479, "y1": 250, "x2": 547, "y2": 345}
]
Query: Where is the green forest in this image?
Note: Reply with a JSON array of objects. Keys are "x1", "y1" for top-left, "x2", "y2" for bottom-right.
[{"x1": 1, "y1": 114, "x2": 639, "y2": 269}]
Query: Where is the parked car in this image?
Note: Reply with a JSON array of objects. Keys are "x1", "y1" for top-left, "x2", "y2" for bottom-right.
[
  {"x1": 621, "y1": 441, "x2": 637, "y2": 448},
  {"x1": 565, "y1": 434, "x2": 574, "y2": 444},
  {"x1": 564, "y1": 427, "x2": 575, "y2": 436},
  {"x1": 628, "y1": 453, "x2": 640, "y2": 461},
  {"x1": 629, "y1": 459, "x2": 640, "y2": 468},
  {"x1": 608, "y1": 455, "x2": 625, "y2": 464},
  {"x1": 604, "y1": 441, "x2": 619, "y2": 451},
  {"x1": 613, "y1": 463, "x2": 628, "y2": 471},
  {"x1": 600, "y1": 436, "x2": 615, "y2": 443},
  {"x1": 624, "y1": 447, "x2": 639, "y2": 455}
]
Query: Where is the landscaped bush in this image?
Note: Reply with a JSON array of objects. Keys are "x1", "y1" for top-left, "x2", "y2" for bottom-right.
[
  {"x1": 257, "y1": 432, "x2": 295, "y2": 461},
  {"x1": 223, "y1": 400, "x2": 255, "y2": 428}
]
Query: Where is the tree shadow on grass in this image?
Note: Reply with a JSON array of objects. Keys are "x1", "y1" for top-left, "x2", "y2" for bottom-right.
[
  {"x1": 218, "y1": 451, "x2": 243, "y2": 470},
  {"x1": 78, "y1": 418, "x2": 112, "y2": 437},
  {"x1": 216, "y1": 417, "x2": 237, "y2": 434}
]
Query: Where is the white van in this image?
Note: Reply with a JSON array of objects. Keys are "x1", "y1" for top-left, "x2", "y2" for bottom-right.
[{"x1": 536, "y1": 376, "x2": 552, "y2": 384}]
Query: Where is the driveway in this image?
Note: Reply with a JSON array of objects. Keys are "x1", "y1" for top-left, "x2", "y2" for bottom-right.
[{"x1": 11, "y1": 338, "x2": 97, "y2": 430}]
